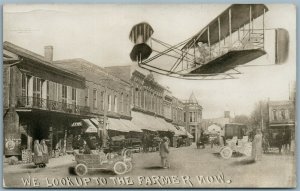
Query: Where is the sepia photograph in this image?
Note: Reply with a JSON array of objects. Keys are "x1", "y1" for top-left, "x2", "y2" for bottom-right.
[{"x1": 2, "y1": 3, "x2": 296, "y2": 188}]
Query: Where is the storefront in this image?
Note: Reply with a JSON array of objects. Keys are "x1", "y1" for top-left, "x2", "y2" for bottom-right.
[{"x1": 68, "y1": 118, "x2": 99, "y2": 151}]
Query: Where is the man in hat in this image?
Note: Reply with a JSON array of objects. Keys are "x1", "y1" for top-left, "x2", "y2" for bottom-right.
[{"x1": 159, "y1": 137, "x2": 170, "y2": 169}]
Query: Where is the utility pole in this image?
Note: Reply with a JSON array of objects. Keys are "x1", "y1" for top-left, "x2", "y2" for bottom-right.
[
  {"x1": 260, "y1": 101, "x2": 264, "y2": 131},
  {"x1": 102, "y1": 85, "x2": 108, "y2": 148}
]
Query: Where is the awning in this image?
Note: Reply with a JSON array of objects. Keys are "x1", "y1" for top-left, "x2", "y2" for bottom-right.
[
  {"x1": 149, "y1": 116, "x2": 169, "y2": 132},
  {"x1": 107, "y1": 118, "x2": 130, "y2": 132},
  {"x1": 70, "y1": 119, "x2": 98, "y2": 133},
  {"x1": 187, "y1": 132, "x2": 194, "y2": 139},
  {"x1": 82, "y1": 119, "x2": 98, "y2": 133},
  {"x1": 174, "y1": 125, "x2": 186, "y2": 136},
  {"x1": 157, "y1": 118, "x2": 175, "y2": 132},
  {"x1": 120, "y1": 119, "x2": 143, "y2": 132},
  {"x1": 131, "y1": 111, "x2": 160, "y2": 131},
  {"x1": 90, "y1": 118, "x2": 99, "y2": 126}
]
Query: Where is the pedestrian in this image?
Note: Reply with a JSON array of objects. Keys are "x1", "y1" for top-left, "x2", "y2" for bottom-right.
[
  {"x1": 251, "y1": 129, "x2": 263, "y2": 161},
  {"x1": 40, "y1": 139, "x2": 48, "y2": 155},
  {"x1": 283, "y1": 130, "x2": 291, "y2": 154},
  {"x1": 159, "y1": 136, "x2": 170, "y2": 169},
  {"x1": 34, "y1": 140, "x2": 42, "y2": 157},
  {"x1": 276, "y1": 131, "x2": 284, "y2": 154},
  {"x1": 40, "y1": 139, "x2": 49, "y2": 164},
  {"x1": 262, "y1": 132, "x2": 270, "y2": 153}
]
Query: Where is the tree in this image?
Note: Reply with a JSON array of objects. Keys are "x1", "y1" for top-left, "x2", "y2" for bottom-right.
[
  {"x1": 249, "y1": 101, "x2": 269, "y2": 132},
  {"x1": 233, "y1": 115, "x2": 251, "y2": 125}
]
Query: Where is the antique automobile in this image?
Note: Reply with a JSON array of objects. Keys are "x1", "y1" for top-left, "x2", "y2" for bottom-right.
[
  {"x1": 74, "y1": 148, "x2": 133, "y2": 176},
  {"x1": 218, "y1": 123, "x2": 252, "y2": 159}
]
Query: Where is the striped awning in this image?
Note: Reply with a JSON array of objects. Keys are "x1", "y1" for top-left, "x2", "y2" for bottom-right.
[{"x1": 82, "y1": 119, "x2": 98, "y2": 133}]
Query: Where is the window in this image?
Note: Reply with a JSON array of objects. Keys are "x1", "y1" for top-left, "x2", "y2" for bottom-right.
[
  {"x1": 114, "y1": 95, "x2": 118, "y2": 112},
  {"x1": 46, "y1": 81, "x2": 49, "y2": 104},
  {"x1": 93, "y1": 89, "x2": 97, "y2": 108},
  {"x1": 281, "y1": 110, "x2": 286, "y2": 120},
  {"x1": 273, "y1": 110, "x2": 277, "y2": 120},
  {"x1": 85, "y1": 89, "x2": 89, "y2": 106},
  {"x1": 21, "y1": 74, "x2": 26, "y2": 96},
  {"x1": 33, "y1": 77, "x2": 42, "y2": 107},
  {"x1": 62, "y1": 85, "x2": 67, "y2": 104},
  {"x1": 71, "y1": 88, "x2": 76, "y2": 105},
  {"x1": 108, "y1": 94, "x2": 112, "y2": 111},
  {"x1": 126, "y1": 95, "x2": 129, "y2": 113},
  {"x1": 100, "y1": 91, "x2": 104, "y2": 110},
  {"x1": 190, "y1": 112, "x2": 196, "y2": 122},
  {"x1": 120, "y1": 93, "x2": 123, "y2": 112}
]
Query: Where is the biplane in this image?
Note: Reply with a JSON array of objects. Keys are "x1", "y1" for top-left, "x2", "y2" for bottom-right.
[{"x1": 129, "y1": 4, "x2": 289, "y2": 80}]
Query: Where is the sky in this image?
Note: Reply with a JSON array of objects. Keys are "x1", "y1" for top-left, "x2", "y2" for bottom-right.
[{"x1": 3, "y1": 4, "x2": 296, "y2": 118}]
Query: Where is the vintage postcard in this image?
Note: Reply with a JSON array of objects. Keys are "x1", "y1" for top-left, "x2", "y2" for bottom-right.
[{"x1": 3, "y1": 4, "x2": 296, "y2": 188}]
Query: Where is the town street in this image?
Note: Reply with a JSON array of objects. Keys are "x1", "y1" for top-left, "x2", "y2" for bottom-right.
[{"x1": 4, "y1": 145, "x2": 295, "y2": 188}]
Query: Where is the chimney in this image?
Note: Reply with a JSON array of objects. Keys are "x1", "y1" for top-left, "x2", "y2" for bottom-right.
[{"x1": 44, "y1": 46, "x2": 53, "y2": 61}]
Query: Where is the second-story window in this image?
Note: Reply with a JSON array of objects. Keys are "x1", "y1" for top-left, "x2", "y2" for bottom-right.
[
  {"x1": 281, "y1": 110, "x2": 286, "y2": 120},
  {"x1": 273, "y1": 110, "x2": 277, "y2": 120},
  {"x1": 114, "y1": 95, "x2": 118, "y2": 112},
  {"x1": 120, "y1": 93, "x2": 124, "y2": 112},
  {"x1": 108, "y1": 94, "x2": 112, "y2": 111},
  {"x1": 100, "y1": 91, "x2": 104, "y2": 110},
  {"x1": 93, "y1": 89, "x2": 97, "y2": 109},
  {"x1": 85, "y1": 89, "x2": 89, "y2": 107},
  {"x1": 33, "y1": 77, "x2": 42, "y2": 107},
  {"x1": 126, "y1": 94, "x2": 129, "y2": 113},
  {"x1": 190, "y1": 112, "x2": 196, "y2": 122},
  {"x1": 72, "y1": 88, "x2": 76, "y2": 105},
  {"x1": 62, "y1": 85, "x2": 67, "y2": 104},
  {"x1": 21, "y1": 74, "x2": 27, "y2": 97}
]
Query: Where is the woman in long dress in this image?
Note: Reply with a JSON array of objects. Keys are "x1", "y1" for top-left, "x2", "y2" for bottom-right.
[
  {"x1": 252, "y1": 129, "x2": 263, "y2": 161},
  {"x1": 40, "y1": 139, "x2": 49, "y2": 164}
]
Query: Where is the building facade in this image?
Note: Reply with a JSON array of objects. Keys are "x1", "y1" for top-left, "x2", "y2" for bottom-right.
[
  {"x1": 3, "y1": 42, "x2": 89, "y2": 156},
  {"x1": 268, "y1": 100, "x2": 295, "y2": 147},
  {"x1": 183, "y1": 92, "x2": 203, "y2": 142}
]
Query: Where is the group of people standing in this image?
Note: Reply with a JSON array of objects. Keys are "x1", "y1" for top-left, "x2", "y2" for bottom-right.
[
  {"x1": 33, "y1": 139, "x2": 49, "y2": 166},
  {"x1": 275, "y1": 130, "x2": 293, "y2": 154}
]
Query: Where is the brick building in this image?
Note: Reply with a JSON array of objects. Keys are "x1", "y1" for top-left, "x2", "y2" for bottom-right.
[
  {"x1": 183, "y1": 92, "x2": 203, "y2": 142},
  {"x1": 3, "y1": 42, "x2": 90, "y2": 157}
]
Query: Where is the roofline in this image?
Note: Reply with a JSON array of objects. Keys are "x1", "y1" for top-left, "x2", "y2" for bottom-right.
[
  {"x1": 54, "y1": 58, "x2": 131, "y2": 86},
  {"x1": 3, "y1": 41, "x2": 85, "y2": 82}
]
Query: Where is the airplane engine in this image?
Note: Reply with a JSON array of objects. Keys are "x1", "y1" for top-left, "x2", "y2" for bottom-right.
[{"x1": 129, "y1": 22, "x2": 154, "y2": 62}]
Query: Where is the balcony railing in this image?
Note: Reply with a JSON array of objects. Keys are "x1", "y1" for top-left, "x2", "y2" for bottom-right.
[{"x1": 16, "y1": 96, "x2": 91, "y2": 115}]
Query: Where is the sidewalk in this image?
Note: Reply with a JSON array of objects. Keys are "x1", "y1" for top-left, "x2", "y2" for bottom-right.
[{"x1": 3, "y1": 154, "x2": 76, "y2": 174}]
